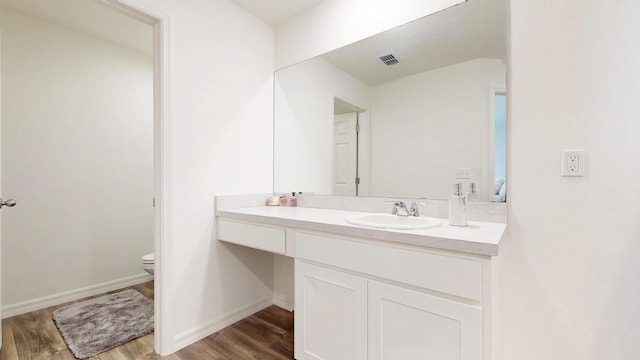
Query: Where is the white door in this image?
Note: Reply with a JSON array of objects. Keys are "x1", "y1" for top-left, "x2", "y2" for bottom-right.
[
  {"x1": 295, "y1": 260, "x2": 367, "y2": 360},
  {"x1": 368, "y1": 280, "x2": 482, "y2": 360},
  {"x1": 333, "y1": 113, "x2": 358, "y2": 196}
]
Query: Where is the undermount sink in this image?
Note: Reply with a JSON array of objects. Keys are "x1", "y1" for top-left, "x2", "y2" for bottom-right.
[{"x1": 345, "y1": 213, "x2": 442, "y2": 230}]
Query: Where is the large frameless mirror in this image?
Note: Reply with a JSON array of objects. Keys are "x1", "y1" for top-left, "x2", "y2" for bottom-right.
[{"x1": 274, "y1": 0, "x2": 507, "y2": 202}]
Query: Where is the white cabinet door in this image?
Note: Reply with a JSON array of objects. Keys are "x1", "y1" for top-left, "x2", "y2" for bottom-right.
[
  {"x1": 368, "y1": 281, "x2": 483, "y2": 360},
  {"x1": 295, "y1": 260, "x2": 367, "y2": 360}
]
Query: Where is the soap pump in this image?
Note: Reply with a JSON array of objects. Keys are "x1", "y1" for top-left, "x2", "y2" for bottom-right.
[{"x1": 449, "y1": 183, "x2": 468, "y2": 227}]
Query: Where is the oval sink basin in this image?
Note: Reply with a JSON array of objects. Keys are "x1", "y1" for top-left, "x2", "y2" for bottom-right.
[{"x1": 345, "y1": 213, "x2": 442, "y2": 230}]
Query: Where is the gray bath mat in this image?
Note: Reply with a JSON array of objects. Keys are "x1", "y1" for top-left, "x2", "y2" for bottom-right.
[{"x1": 53, "y1": 289, "x2": 154, "y2": 359}]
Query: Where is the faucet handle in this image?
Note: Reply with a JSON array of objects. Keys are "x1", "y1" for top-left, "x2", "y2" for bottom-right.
[
  {"x1": 409, "y1": 201, "x2": 425, "y2": 217},
  {"x1": 386, "y1": 200, "x2": 409, "y2": 216}
]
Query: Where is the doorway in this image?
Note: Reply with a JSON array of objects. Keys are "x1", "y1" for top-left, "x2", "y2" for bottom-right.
[
  {"x1": 0, "y1": 0, "x2": 171, "y2": 354},
  {"x1": 491, "y1": 90, "x2": 507, "y2": 202}
]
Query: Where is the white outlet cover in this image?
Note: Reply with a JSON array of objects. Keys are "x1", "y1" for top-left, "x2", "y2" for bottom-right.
[
  {"x1": 561, "y1": 149, "x2": 585, "y2": 177},
  {"x1": 455, "y1": 167, "x2": 472, "y2": 179}
]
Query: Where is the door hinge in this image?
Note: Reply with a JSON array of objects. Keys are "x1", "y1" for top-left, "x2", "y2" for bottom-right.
[
  {"x1": 153, "y1": 197, "x2": 156, "y2": 207},
  {"x1": 356, "y1": 123, "x2": 360, "y2": 133},
  {"x1": 355, "y1": 177, "x2": 361, "y2": 185}
]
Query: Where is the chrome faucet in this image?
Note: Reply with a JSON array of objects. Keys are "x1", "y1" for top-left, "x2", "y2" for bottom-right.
[
  {"x1": 391, "y1": 201, "x2": 421, "y2": 217},
  {"x1": 392, "y1": 201, "x2": 410, "y2": 216}
]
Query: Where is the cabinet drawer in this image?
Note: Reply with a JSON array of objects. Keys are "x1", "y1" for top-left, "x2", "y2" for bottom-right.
[
  {"x1": 218, "y1": 219, "x2": 286, "y2": 254},
  {"x1": 296, "y1": 232, "x2": 483, "y2": 301}
]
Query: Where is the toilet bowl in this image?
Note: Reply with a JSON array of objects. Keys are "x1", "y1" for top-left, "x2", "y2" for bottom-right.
[{"x1": 141, "y1": 253, "x2": 154, "y2": 275}]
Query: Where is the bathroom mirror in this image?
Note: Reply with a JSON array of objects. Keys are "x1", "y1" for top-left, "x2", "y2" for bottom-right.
[{"x1": 274, "y1": 0, "x2": 507, "y2": 201}]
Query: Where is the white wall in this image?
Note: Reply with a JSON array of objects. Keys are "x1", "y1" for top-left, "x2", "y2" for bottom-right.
[
  {"x1": 151, "y1": 0, "x2": 276, "y2": 351},
  {"x1": 504, "y1": 0, "x2": 640, "y2": 358},
  {"x1": 369, "y1": 59, "x2": 506, "y2": 200},
  {"x1": 274, "y1": 56, "x2": 370, "y2": 194},
  {"x1": 0, "y1": 9, "x2": 154, "y2": 307},
  {"x1": 275, "y1": 0, "x2": 465, "y2": 69}
]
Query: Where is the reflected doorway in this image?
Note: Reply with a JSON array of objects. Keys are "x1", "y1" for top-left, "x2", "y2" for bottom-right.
[
  {"x1": 333, "y1": 99, "x2": 363, "y2": 196},
  {"x1": 492, "y1": 90, "x2": 507, "y2": 202}
]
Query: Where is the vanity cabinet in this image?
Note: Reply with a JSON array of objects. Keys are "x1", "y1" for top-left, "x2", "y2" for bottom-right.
[
  {"x1": 295, "y1": 260, "x2": 482, "y2": 360},
  {"x1": 295, "y1": 231, "x2": 490, "y2": 360},
  {"x1": 216, "y1": 206, "x2": 502, "y2": 360}
]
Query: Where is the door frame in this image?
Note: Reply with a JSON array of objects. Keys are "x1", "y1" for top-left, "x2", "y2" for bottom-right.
[
  {"x1": 100, "y1": 0, "x2": 173, "y2": 354},
  {"x1": 0, "y1": 26, "x2": 3, "y2": 351}
]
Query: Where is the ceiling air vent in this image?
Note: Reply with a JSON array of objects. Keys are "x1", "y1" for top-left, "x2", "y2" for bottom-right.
[{"x1": 378, "y1": 53, "x2": 399, "y2": 66}]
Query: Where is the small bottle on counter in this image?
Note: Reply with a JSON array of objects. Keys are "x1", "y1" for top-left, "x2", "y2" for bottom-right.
[
  {"x1": 289, "y1": 192, "x2": 298, "y2": 207},
  {"x1": 449, "y1": 183, "x2": 468, "y2": 227},
  {"x1": 279, "y1": 196, "x2": 288, "y2": 206},
  {"x1": 467, "y1": 182, "x2": 478, "y2": 201}
]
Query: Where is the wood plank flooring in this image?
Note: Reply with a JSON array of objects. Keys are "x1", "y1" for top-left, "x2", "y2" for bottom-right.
[{"x1": 0, "y1": 281, "x2": 294, "y2": 360}]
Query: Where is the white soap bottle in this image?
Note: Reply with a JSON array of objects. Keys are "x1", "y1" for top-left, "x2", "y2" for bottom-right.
[{"x1": 449, "y1": 183, "x2": 468, "y2": 227}]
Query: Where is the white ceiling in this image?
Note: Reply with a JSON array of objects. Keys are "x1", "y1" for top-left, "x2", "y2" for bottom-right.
[
  {"x1": 0, "y1": 0, "x2": 153, "y2": 56},
  {"x1": 0, "y1": 0, "x2": 322, "y2": 55},
  {"x1": 230, "y1": 0, "x2": 324, "y2": 26}
]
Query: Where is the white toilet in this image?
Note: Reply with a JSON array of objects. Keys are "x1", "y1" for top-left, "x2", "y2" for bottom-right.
[{"x1": 141, "y1": 253, "x2": 154, "y2": 275}]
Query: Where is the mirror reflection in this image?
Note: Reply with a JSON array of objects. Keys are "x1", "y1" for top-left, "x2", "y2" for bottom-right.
[{"x1": 274, "y1": 0, "x2": 507, "y2": 202}]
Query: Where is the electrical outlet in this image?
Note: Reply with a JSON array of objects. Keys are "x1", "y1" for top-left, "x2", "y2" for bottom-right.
[
  {"x1": 561, "y1": 150, "x2": 585, "y2": 177},
  {"x1": 455, "y1": 168, "x2": 472, "y2": 179}
]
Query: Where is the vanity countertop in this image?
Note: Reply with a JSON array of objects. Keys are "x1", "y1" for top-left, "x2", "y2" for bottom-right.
[{"x1": 216, "y1": 206, "x2": 505, "y2": 256}]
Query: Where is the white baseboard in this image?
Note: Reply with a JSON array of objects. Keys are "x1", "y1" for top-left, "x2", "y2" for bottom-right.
[
  {"x1": 273, "y1": 292, "x2": 294, "y2": 312},
  {"x1": 1, "y1": 273, "x2": 154, "y2": 319},
  {"x1": 173, "y1": 296, "x2": 273, "y2": 352}
]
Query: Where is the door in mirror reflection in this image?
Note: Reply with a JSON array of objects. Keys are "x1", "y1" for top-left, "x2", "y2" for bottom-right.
[{"x1": 333, "y1": 112, "x2": 358, "y2": 196}]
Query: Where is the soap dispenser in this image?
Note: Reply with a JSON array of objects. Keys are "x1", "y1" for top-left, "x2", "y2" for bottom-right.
[{"x1": 449, "y1": 183, "x2": 468, "y2": 227}]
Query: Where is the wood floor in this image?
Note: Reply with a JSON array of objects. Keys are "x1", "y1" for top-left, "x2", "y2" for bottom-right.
[{"x1": 0, "y1": 281, "x2": 294, "y2": 360}]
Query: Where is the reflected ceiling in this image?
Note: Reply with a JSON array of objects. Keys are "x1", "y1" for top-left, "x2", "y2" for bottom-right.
[{"x1": 321, "y1": 0, "x2": 506, "y2": 85}]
